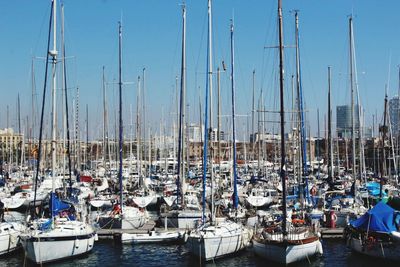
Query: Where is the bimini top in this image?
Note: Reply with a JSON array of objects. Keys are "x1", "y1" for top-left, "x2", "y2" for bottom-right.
[{"x1": 350, "y1": 201, "x2": 398, "y2": 233}]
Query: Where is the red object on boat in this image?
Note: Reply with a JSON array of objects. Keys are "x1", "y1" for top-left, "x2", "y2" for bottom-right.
[
  {"x1": 80, "y1": 175, "x2": 93, "y2": 183},
  {"x1": 329, "y1": 210, "x2": 337, "y2": 228}
]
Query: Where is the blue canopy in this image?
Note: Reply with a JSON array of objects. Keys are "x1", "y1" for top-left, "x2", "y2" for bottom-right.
[
  {"x1": 350, "y1": 202, "x2": 397, "y2": 233},
  {"x1": 49, "y1": 193, "x2": 71, "y2": 216}
]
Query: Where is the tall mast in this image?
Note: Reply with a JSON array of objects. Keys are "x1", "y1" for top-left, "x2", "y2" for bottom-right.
[
  {"x1": 61, "y1": 3, "x2": 72, "y2": 189},
  {"x1": 118, "y1": 21, "x2": 123, "y2": 212},
  {"x1": 102, "y1": 66, "x2": 108, "y2": 162},
  {"x1": 252, "y1": 70, "x2": 256, "y2": 162},
  {"x1": 230, "y1": 19, "x2": 238, "y2": 210},
  {"x1": 217, "y1": 67, "x2": 221, "y2": 175},
  {"x1": 317, "y1": 108, "x2": 320, "y2": 179},
  {"x1": 294, "y1": 11, "x2": 308, "y2": 201},
  {"x1": 142, "y1": 67, "x2": 146, "y2": 176},
  {"x1": 33, "y1": 0, "x2": 54, "y2": 216},
  {"x1": 202, "y1": 0, "x2": 212, "y2": 224},
  {"x1": 86, "y1": 104, "x2": 89, "y2": 166},
  {"x1": 328, "y1": 66, "x2": 334, "y2": 183},
  {"x1": 31, "y1": 59, "x2": 36, "y2": 144},
  {"x1": 176, "y1": 3, "x2": 186, "y2": 206},
  {"x1": 207, "y1": 0, "x2": 215, "y2": 224},
  {"x1": 136, "y1": 76, "x2": 141, "y2": 185},
  {"x1": 17, "y1": 94, "x2": 21, "y2": 167},
  {"x1": 277, "y1": 0, "x2": 287, "y2": 237},
  {"x1": 380, "y1": 93, "x2": 388, "y2": 199},
  {"x1": 349, "y1": 17, "x2": 356, "y2": 179},
  {"x1": 50, "y1": 0, "x2": 58, "y2": 189}
]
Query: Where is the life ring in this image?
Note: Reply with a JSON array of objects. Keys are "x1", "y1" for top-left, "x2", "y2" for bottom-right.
[{"x1": 332, "y1": 213, "x2": 337, "y2": 222}]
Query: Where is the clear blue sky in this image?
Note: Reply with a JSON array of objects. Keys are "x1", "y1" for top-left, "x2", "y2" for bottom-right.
[{"x1": 0, "y1": 0, "x2": 399, "y2": 140}]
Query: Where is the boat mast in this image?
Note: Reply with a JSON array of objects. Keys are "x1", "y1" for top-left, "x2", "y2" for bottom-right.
[
  {"x1": 50, "y1": 0, "x2": 58, "y2": 190},
  {"x1": 252, "y1": 70, "x2": 255, "y2": 163},
  {"x1": 202, "y1": 0, "x2": 212, "y2": 224},
  {"x1": 136, "y1": 76, "x2": 141, "y2": 186},
  {"x1": 349, "y1": 17, "x2": 356, "y2": 180},
  {"x1": 207, "y1": 0, "x2": 215, "y2": 225},
  {"x1": 102, "y1": 66, "x2": 108, "y2": 163},
  {"x1": 177, "y1": 3, "x2": 186, "y2": 206},
  {"x1": 61, "y1": 3, "x2": 73, "y2": 189},
  {"x1": 380, "y1": 92, "x2": 388, "y2": 199},
  {"x1": 278, "y1": 0, "x2": 287, "y2": 237},
  {"x1": 230, "y1": 19, "x2": 239, "y2": 210},
  {"x1": 217, "y1": 67, "x2": 221, "y2": 176},
  {"x1": 33, "y1": 0, "x2": 53, "y2": 214},
  {"x1": 294, "y1": 11, "x2": 309, "y2": 202},
  {"x1": 118, "y1": 21, "x2": 123, "y2": 212},
  {"x1": 328, "y1": 66, "x2": 334, "y2": 183}
]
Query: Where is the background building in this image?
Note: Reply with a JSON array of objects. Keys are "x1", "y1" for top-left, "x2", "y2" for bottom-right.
[{"x1": 336, "y1": 104, "x2": 360, "y2": 138}]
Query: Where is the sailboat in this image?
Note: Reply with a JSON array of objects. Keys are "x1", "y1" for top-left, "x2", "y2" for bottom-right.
[
  {"x1": 97, "y1": 21, "x2": 148, "y2": 230},
  {"x1": 186, "y1": 4, "x2": 252, "y2": 261},
  {"x1": 20, "y1": 1, "x2": 96, "y2": 263},
  {"x1": 0, "y1": 221, "x2": 25, "y2": 256},
  {"x1": 252, "y1": 1, "x2": 322, "y2": 264},
  {"x1": 159, "y1": 3, "x2": 204, "y2": 230},
  {"x1": 344, "y1": 201, "x2": 400, "y2": 261}
]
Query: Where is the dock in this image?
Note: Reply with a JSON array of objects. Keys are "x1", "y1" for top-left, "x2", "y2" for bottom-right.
[
  {"x1": 96, "y1": 221, "x2": 156, "y2": 239},
  {"x1": 321, "y1": 227, "x2": 344, "y2": 239}
]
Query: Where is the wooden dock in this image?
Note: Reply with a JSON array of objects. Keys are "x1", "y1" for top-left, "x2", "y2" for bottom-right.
[{"x1": 321, "y1": 227, "x2": 344, "y2": 239}]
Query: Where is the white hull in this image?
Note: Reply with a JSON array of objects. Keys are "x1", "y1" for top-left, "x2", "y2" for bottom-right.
[
  {"x1": 186, "y1": 222, "x2": 252, "y2": 261},
  {"x1": 0, "y1": 222, "x2": 24, "y2": 256},
  {"x1": 21, "y1": 221, "x2": 95, "y2": 264},
  {"x1": 253, "y1": 238, "x2": 323, "y2": 264},
  {"x1": 348, "y1": 236, "x2": 400, "y2": 261},
  {"x1": 121, "y1": 230, "x2": 184, "y2": 244}
]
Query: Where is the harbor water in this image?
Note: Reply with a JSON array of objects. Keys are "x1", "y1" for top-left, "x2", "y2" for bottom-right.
[{"x1": 1, "y1": 239, "x2": 398, "y2": 267}]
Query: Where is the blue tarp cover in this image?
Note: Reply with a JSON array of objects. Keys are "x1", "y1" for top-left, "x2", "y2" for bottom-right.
[
  {"x1": 50, "y1": 193, "x2": 71, "y2": 216},
  {"x1": 351, "y1": 201, "x2": 397, "y2": 233}
]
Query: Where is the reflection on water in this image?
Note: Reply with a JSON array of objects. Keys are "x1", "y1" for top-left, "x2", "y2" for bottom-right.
[
  {"x1": 0, "y1": 222, "x2": 399, "y2": 267},
  {"x1": 1, "y1": 240, "x2": 399, "y2": 267}
]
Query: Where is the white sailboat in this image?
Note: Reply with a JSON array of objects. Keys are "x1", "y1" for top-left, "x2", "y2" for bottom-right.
[
  {"x1": 253, "y1": 3, "x2": 322, "y2": 265},
  {"x1": 20, "y1": 1, "x2": 96, "y2": 263},
  {"x1": 186, "y1": 6, "x2": 252, "y2": 261},
  {"x1": 159, "y1": 2, "x2": 205, "y2": 231},
  {"x1": 344, "y1": 202, "x2": 400, "y2": 261},
  {"x1": 0, "y1": 222, "x2": 25, "y2": 256},
  {"x1": 97, "y1": 20, "x2": 148, "y2": 230}
]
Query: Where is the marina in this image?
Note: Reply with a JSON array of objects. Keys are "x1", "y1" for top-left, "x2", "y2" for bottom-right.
[{"x1": 1, "y1": 0, "x2": 400, "y2": 266}]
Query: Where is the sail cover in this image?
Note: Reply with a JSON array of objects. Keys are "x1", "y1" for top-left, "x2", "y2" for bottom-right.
[
  {"x1": 351, "y1": 201, "x2": 398, "y2": 233},
  {"x1": 50, "y1": 192, "x2": 71, "y2": 216}
]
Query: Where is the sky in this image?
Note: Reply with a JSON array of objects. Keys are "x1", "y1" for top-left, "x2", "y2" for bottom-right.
[{"x1": 0, "y1": 0, "x2": 399, "y2": 140}]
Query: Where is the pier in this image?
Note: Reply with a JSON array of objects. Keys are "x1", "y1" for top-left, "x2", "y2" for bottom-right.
[{"x1": 321, "y1": 228, "x2": 344, "y2": 239}]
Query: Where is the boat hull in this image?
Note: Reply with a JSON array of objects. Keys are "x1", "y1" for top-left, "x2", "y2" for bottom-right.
[
  {"x1": 253, "y1": 237, "x2": 323, "y2": 265},
  {"x1": 21, "y1": 233, "x2": 95, "y2": 264},
  {"x1": 348, "y1": 236, "x2": 400, "y2": 261},
  {"x1": 0, "y1": 226, "x2": 21, "y2": 255},
  {"x1": 121, "y1": 231, "x2": 184, "y2": 244},
  {"x1": 186, "y1": 223, "x2": 252, "y2": 261}
]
